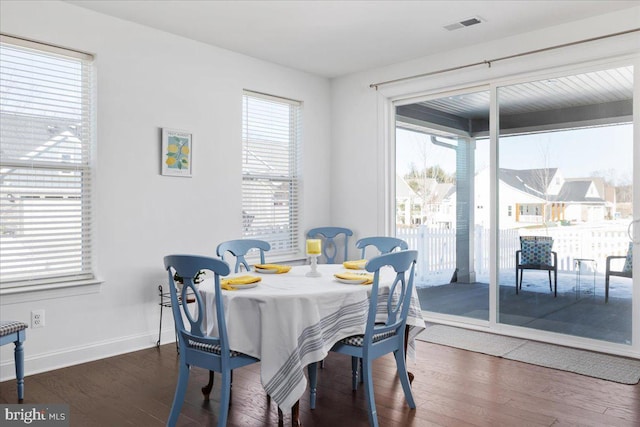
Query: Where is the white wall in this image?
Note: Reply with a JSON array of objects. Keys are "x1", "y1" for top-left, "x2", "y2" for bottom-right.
[{"x1": 0, "y1": 0, "x2": 332, "y2": 379}]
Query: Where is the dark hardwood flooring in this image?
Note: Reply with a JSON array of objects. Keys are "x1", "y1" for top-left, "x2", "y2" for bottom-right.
[{"x1": 1, "y1": 340, "x2": 639, "y2": 426}]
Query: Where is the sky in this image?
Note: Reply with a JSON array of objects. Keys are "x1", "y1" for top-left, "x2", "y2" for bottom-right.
[{"x1": 396, "y1": 123, "x2": 633, "y2": 185}]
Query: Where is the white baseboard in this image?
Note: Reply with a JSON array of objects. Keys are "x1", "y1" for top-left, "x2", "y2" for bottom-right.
[{"x1": 0, "y1": 329, "x2": 177, "y2": 382}]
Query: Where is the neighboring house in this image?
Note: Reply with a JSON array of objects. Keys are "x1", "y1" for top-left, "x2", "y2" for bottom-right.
[
  {"x1": 474, "y1": 167, "x2": 608, "y2": 229},
  {"x1": 424, "y1": 182, "x2": 456, "y2": 229},
  {"x1": 473, "y1": 167, "x2": 558, "y2": 229},
  {"x1": 498, "y1": 167, "x2": 562, "y2": 225},
  {"x1": 396, "y1": 174, "x2": 421, "y2": 226},
  {"x1": 0, "y1": 113, "x2": 82, "y2": 238},
  {"x1": 585, "y1": 177, "x2": 617, "y2": 220},
  {"x1": 560, "y1": 178, "x2": 608, "y2": 222},
  {"x1": 397, "y1": 173, "x2": 456, "y2": 228}
]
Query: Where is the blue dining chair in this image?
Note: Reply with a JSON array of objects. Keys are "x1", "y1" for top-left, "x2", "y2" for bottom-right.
[
  {"x1": 216, "y1": 239, "x2": 271, "y2": 273},
  {"x1": 0, "y1": 320, "x2": 27, "y2": 402},
  {"x1": 164, "y1": 255, "x2": 260, "y2": 427},
  {"x1": 307, "y1": 227, "x2": 353, "y2": 264},
  {"x1": 350, "y1": 236, "x2": 409, "y2": 380},
  {"x1": 356, "y1": 236, "x2": 408, "y2": 259},
  {"x1": 308, "y1": 250, "x2": 418, "y2": 427}
]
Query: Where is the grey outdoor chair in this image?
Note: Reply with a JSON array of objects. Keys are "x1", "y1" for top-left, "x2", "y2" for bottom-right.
[
  {"x1": 515, "y1": 236, "x2": 558, "y2": 297},
  {"x1": 605, "y1": 241, "x2": 633, "y2": 303}
]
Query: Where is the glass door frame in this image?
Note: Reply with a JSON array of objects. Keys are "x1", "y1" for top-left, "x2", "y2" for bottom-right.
[
  {"x1": 393, "y1": 85, "x2": 490, "y2": 327},
  {"x1": 382, "y1": 54, "x2": 640, "y2": 358}
]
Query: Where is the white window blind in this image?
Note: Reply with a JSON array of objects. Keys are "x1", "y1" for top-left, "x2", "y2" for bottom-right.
[
  {"x1": 0, "y1": 35, "x2": 95, "y2": 289},
  {"x1": 242, "y1": 90, "x2": 302, "y2": 257}
]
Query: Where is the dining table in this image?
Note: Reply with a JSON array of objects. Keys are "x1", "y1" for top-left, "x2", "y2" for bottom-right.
[{"x1": 198, "y1": 263, "x2": 426, "y2": 425}]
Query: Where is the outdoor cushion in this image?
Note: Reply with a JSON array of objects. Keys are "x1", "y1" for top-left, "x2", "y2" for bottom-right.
[
  {"x1": 623, "y1": 241, "x2": 633, "y2": 273},
  {"x1": 520, "y1": 237, "x2": 553, "y2": 266}
]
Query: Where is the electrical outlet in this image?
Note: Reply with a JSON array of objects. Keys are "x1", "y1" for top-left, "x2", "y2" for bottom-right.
[{"x1": 31, "y1": 309, "x2": 45, "y2": 328}]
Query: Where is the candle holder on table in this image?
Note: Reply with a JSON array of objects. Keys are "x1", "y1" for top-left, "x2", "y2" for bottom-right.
[{"x1": 306, "y1": 239, "x2": 322, "y2": 277}]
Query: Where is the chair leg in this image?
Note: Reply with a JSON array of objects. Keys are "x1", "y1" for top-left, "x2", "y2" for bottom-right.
[
  {"x1": 351, "y1": 356, "x2": 359, "y2": 391},
  {"x1": 515, "y1": 266, "x2": 519, "y2": 294},
  {"x1": 168, "y1": 363, "x2": 189, "y2": 427},
  {"x1": 202, "y1": 370, "x2": 215, "y2": 400},
  {"x1": 393, "y1": 349, "x2": 415, "y2": 408},
  {"x1": 278, "y1": 403, "x2": 301, "y2": 427},
  {"x1": 605, "y1": 275, "x2": 610, "y2": 303},
  {"x1": 292, "y1": 400, "x2": 301, "y2": 427},
  {"x1": 218, "y1": 370, "x2": 232, "y2": 427},
  {"x1": 201, "y1": 370, "x2": 233, "y2": 403},
  {"x1": 308, "y1": 362, "x2": 317, "y2": 409},
  {"x1": 359, "y1": 357, "x2": 364, "y2": 384},
  {"x1": 553, "y1": 269, "x2": 557, "y2": 297},
  {"x1": 548, "y1": 270, "x2": 552, "y2": 292},
  {"x1": 15, "y1": 339, "x2": 24, "y2": 403},
  {"x1": 361, "y1": 358, "x2": 378, "y2": 427},
  {"x1": 519, "y1": 270, "x2": 524, "y2": 292}
]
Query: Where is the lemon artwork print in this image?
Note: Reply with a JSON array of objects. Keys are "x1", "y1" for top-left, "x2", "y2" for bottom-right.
[
  {"x1": 165, "y1": 136, "x2": 190, "y2": 170},
  {"x1": 162, "y1": 128, "x2": 192, "y2": 177}
]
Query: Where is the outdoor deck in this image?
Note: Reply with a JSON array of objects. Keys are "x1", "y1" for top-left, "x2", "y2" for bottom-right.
[{"x1": 416, "y1": 271, "x2": 632, "y2": 344}]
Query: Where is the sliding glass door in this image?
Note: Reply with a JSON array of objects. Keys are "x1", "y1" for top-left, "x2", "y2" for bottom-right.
[
  {"x1": 497, "y1": 65, "x2": 634, "y2": 344},
  {"x1": 395, "y1": 89, "x2": 490, "y2": 321},
  {"x1": 394, "y1": 62, "x2": 636, "y2": 348}
]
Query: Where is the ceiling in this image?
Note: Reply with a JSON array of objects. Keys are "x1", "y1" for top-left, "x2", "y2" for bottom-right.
[
  {"x1": 65, "y1": 0, "x2": 637, "y2": 78},
  {"x1": 397, "y1": 66, "x2": 634, "y2": 137}
]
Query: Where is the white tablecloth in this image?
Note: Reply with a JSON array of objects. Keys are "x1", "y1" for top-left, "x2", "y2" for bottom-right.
[{"x1": 198, "y1": 264, "x2": 425, "y2": 410}]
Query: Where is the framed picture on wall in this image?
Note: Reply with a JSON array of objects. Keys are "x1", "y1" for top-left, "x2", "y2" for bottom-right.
[{"x1": 161, "y1": 128, "x2": 192, "y2": 177}]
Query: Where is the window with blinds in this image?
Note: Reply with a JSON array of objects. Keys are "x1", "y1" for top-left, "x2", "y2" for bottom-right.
[
  {"x1": 242, "y1": 91, "x2": 302, "y2": 257},
  {"x1": 0, "y1": 35, "x2": 95, "y2": 290}
]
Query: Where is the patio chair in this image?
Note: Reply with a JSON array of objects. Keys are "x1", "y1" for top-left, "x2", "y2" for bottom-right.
[
  {"x1": 307, "y1": 227, "x2": 353, "y2": 264},
  {"x1": 605, "y1": 241, "x2": 633, "y2": 303},
  {"x1": 516, "y1": 236, "x2": 558, "y2": 297},
  {"x1": 216, "y1": 239, "x2": 270, "y2": 273}
]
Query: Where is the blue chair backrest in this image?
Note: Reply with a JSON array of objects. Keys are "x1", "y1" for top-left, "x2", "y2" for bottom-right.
[
  {"x1": 364, "y1": 250, "x2": 417, "y2": 341},
  {"x1": 356, "y1": 236, "x2": 408, "y2": 259},
  {"x1": 164, "y1": 255, "x2": 231, "y2": 354},
  {"x1": 307, "y1": 226, "x2": 353, "y2": 264},
  {"x1": 216, "y1": 239, "x2": 270, "y2": 273}
]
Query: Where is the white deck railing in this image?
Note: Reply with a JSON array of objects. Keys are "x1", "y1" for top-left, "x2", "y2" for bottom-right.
[{"x1": 397, "y1": 224, "x2": 631, "y2": 281}]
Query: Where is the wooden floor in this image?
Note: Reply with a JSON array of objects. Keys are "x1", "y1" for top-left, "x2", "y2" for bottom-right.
[{"x1": 1, "y1": 340, "x2": 639, "y2": 426}]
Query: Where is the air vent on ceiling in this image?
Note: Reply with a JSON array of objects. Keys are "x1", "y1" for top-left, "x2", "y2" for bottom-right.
[{"x1": 444, "y1": 16, "x2": 484, "y2": 31}]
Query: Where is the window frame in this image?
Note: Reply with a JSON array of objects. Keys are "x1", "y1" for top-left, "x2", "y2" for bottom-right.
[
  {"x1": 0, "y1": 35, "x2": 97, "y2": 295},
  {"x1": 241, "y1": 90, "x2": 303, "y2": 259}
]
